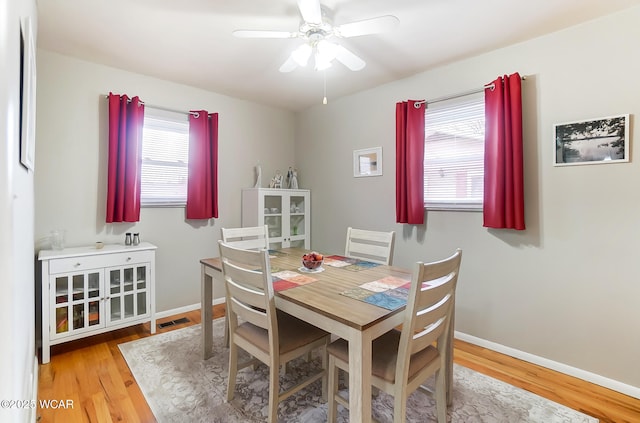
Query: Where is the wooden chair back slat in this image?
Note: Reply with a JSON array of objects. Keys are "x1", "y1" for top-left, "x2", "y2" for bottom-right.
[
  {"x1": 345, "y1": 227, "x2": 396, "y2": 265},
  {"x1": 221, "y1": 225, "x2": 269, "y2": 251}
]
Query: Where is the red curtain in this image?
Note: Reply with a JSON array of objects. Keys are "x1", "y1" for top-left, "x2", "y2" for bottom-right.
[
  {"x1": 396, "y1": 100, "x2": 425, "y2": 224},
  {"x1": 106, "y1": 93, "x2": 144, "y2": 223},
  {"x1": 483, "y1": 73, "x2": 525, "y2": 230},
  {"x1": 186, "y1": 111, "x2": 219, "y2": 220}
]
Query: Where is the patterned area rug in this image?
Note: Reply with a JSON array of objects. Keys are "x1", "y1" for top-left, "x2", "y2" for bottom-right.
[{"x1": 119, "y1": 318, "x2": 598, "y2": 423}]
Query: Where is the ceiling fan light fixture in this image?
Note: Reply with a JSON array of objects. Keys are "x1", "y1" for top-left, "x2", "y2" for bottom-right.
[
  {"x1": 314, "y1": 57, "x2": 332, "y2": 71},
  {"x1": 314, "y1": 40, "x2": 337, "y2": 70},
  {"x1": 279, "y1": 57, "x2": 298, "y2": 73},
  {"x1": 291, "y1": 44, "x2": 312, "y2": 66}
]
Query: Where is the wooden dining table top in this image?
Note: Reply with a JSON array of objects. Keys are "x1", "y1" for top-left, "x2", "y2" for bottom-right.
[{"x1": 201, "y1": 247, "x2": 412, "y2": 331}]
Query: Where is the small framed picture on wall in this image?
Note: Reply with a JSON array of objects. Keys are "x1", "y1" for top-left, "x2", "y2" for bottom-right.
[{"x1": 353, "y1": 147, "x2": 382, "y2": 177}]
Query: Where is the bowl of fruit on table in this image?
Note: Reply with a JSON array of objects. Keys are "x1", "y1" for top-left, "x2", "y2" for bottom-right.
[{"x1": 302, "y1": 252, "x2": 324, "y2": 270}]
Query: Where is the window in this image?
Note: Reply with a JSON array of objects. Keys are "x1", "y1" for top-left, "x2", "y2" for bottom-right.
[
  {"x1": 424, "y1": 95, "x2": 485, "y2": 210},
  {"x1": 140, "y1": 108, "x2": 189, "y2": 206}
]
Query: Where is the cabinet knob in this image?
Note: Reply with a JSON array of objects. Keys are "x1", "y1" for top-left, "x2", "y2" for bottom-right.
[
  {"x1": 74, "y1": 262, "x2": 81, "y2": 267},
  {"x1": 126, "y1": 257, "x2": 132, "y2": 261}
]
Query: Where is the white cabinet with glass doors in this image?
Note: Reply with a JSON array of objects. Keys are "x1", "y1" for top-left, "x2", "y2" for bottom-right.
[
  {"x1": 39, "y1": 243, "x2": 156, "y2": 363},
  {"x1": 242, "y1": 188, "x2": 310, "y2": 250}
]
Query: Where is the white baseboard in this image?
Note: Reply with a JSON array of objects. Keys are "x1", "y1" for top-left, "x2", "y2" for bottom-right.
[
  {"x1": 155, "y1": 297, "x2": 225, "y2": 320},
  {"x1": 455, "y1": 330, "x2": 640, "y2": 400}
]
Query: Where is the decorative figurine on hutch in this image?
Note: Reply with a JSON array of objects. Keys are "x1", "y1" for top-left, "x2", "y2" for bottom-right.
[
  {"x1": 286, "y1": 167, "x2": 293, "y2": 188},
  {"x1": 270, "y1": 170, "x2": 283, "y2": 188},
  {"x1": 290, "y1": 168, "x2": 299, "y2": 189},
  {"x1": 254, "y1": 163, "x2": 262, "y2": 188}
]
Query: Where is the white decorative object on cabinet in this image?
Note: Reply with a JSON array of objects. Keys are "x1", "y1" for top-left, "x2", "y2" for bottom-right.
[
  {"x1": 38, "y1": 242, "x2": 157, "y2": 363},
  {"x1": 242, "y1": 188, "x2": 310, "y2": 249}
]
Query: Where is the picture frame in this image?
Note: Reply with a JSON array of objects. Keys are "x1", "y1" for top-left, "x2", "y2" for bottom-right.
[
  {"x1": 554, "y1": 114, "x2": 629, "y2": 166},
  {"x1": 353, "y1": 147, "x2": 382, "y2": 177},
  {"x1": 20, "y1": 16, "x2": 36, "y2": 171}
]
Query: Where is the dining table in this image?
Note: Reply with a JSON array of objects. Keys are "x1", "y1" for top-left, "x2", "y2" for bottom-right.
[{"x1": 200, "y1": 247, "x2": 454, "y2": 423}]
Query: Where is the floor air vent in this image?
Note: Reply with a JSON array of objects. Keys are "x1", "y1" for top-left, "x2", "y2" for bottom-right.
[{"x1": 158, "y1": 317, "x2": 190, "y2": 329}]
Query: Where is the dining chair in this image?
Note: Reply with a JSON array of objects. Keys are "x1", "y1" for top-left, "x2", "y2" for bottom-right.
[
  {"x1": 326, "y1": 248, "x2": 462, "y2": 423},
  {"x1": 221, "y1": 225, "x2": 269, "y2": 250},
  {"x1": 344, "y1": 227, "x2": 396, "y2": 265},
  {"x1": 219, "y1": 225, "x2": 269, "y2": 346},
  {"x1": 218, "y1": 240, "x2": 330, "y2": 423}
]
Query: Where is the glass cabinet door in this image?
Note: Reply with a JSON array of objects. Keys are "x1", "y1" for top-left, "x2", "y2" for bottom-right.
[
  {"x1": 107, "y1": 264, "x2": 150, "y2": 324},
  {"x1": 51, "y1": 270, "x2": 102, "y2": 338},
  {"x1": 136, "y1": 266, "x2": 147, "y2": 315},
  {"x1": 264, "y1": 194, "x2": 283, "y2": 248},
  {"x1": 54, "y1": 276, "x2": 69, "y2": 334},
  {"x1": 289, "y1": 194, "x2": 306, "y2": 248},
  {"x1": 109, "y1": 268, "x2": 122, "y2": 322},
  {"x1": 87, "y1": 272, "x2": 100, "y2": 327}
]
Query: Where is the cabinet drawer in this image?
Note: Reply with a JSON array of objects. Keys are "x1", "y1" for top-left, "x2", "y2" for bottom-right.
[{"x1": 49, "y1": 250, "x2": 154, "y2": 274}]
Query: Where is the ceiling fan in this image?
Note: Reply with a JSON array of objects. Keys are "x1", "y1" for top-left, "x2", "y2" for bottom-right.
[{"x1": 232, "y1": 0, "x2": 400, "y2": 72}]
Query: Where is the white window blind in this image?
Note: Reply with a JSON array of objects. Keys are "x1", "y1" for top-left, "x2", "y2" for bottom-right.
[
  {"x1": 141, "y1": 108, "x2": 189, "y2": 206},
  {"x1": 424, "y1": 95, "x2": 485, "y2": 210}
]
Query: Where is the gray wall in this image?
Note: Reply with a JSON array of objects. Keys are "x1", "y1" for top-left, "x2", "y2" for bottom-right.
[
  {"x1": 1, "y1": 0, "x2": 38, "y2": 421},
  {"x1": 35, "y1": 51, "x2": 296, "y2": 313},
  {"x1": 296, "y1": 7, "x2": 640, "y2": 392}
]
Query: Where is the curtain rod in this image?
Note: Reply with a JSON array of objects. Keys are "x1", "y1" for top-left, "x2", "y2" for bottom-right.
[
  {"x1": 103, "y1": 94, "x2": 200, "y2": 117},
  {"x1": 413, "y1": 75, "x2": 527, "y2": 108}
]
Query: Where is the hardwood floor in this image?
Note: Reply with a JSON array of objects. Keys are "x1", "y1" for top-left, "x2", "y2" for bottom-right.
[{"x1": 37, "y1": 304, "x2": 640, "y2": 423}]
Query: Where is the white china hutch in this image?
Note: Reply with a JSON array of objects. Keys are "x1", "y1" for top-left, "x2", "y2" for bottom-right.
[{"x1": 39, "y1": 242, "x2": 156, "y2": 363}]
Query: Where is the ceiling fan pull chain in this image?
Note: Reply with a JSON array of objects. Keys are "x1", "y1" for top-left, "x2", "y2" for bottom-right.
[{"x1": 322, "y1": 71, "x2": 328, "y2": 105}]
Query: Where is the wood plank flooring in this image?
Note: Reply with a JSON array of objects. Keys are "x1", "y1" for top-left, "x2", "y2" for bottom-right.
[{"x1": 37, "y1": 305, "x2": 640, "y2": 423}]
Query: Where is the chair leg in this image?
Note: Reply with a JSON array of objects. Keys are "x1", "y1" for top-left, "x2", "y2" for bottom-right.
[
  {"x1": 321, "y1": 344, "x2": 328, "y2": 402},
  {"x1": 327, "y1": 355, "x2": 338, "y2": 423},
  {"x1": 435, "y1": 368, "x2": 447, "y2": 423},
  {"x1": 226, "y1": 342, "x2": 238, "y2": 402},
  {"x1": 223, "y1": 314, "x2": 230, "y2": 348},
  {"x1": 268, "y1": 364, "x2": 279, "y2": 423},
  {"x1": 393, "y1": 390, "x2": 407, "y2": 423}
]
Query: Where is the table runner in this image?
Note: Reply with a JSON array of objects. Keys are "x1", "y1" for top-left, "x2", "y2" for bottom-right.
[
  {"x1": 324, "y1": 255, "x2": 381, "y2": 271},
  {"x1": 272, "y1": 270, "x2": 319, "y2": 292},
  {"x1": 341, "y1": 275, "x2": 412, "y2": 310}
]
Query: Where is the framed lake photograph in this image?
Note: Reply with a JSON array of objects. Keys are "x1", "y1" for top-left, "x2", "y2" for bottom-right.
[{"x1": 554, "y1": 114, "x2": 629, "y2": 166}]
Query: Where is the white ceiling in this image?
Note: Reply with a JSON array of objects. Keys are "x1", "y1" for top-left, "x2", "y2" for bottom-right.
[{"x1": 36, "y1": 0, "x2": 640, "y2": 111}]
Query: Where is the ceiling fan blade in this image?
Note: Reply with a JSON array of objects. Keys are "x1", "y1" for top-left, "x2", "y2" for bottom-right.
[
  {"x1": 335, "y1": 15, "x2": 400, "y2": 38},
  {"x1": 297, "y1": 0, "x2": 322, "y2": 25},
  {"x1": 279, "y1": 56, "x2": 299, "y2": 73},
  {"x1": 334, "y1": 45, "x2": 366, "y2": 71},
  {"x1": 233, "y1": 29, "x2": 297, "y2": 39}
]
